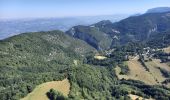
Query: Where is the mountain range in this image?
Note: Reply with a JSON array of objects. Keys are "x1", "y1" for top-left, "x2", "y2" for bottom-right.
[
  {"x1": 0, "y1": 7, "x2": 170, "y2": 100},
  {"x1": 67, "y1": 11, "x2": 170, "y2": 50},
  {"x1": 146, "y1": 7, "x2": 170, "y2": 13},
  {"x1": 0, "y1": 14, "x2": 129, "y2": 40}
]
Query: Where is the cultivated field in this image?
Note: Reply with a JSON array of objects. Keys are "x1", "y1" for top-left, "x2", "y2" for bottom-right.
[
  {"x1": 116, "y1": 57, "x2": 170, "y2": 85},
  {"x1": 21, "y1": 78, "x2": 70, "y2": 100},
  {"x1": 145, "y1": 60, "x2": 166, "y2": 84},
  {"x1": 116, "y1": 57, "x2": 157, "y2": 85},
  {"x1": 145, "y1": 59, "x2": 170, "y2": 83}
]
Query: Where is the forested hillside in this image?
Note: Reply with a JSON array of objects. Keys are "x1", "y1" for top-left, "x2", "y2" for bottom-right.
[
  {"x1": 0, "y1": 30, "x2": 170, "y2": 100},
  {"x1": 0, "y1": 30, "x2": 96, "y2": 99},
  {"x1": 67, "y1": 12, "x2": 170, "y2": 49},
  {"x1": 1, "y1": 10, "x2": 170, "y2": 100}
]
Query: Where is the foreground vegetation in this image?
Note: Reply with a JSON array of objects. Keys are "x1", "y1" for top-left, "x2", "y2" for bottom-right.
[
  {"x1": 21, "y1": 79, "x2": 70, "y2": 100},
  {"x1": 0, "y1": 29, "x2": 170, "y2": 100}
]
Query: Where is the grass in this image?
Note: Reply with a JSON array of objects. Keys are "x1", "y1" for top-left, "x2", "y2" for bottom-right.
[
  {"x1": 152, "y1": 59, "x2": 170, "y2": 71},
  {"x1": 116, "y1": 57, "x2": 170, "y2": 86},
  {"x1": 115, "y1": 57, "x2": 158, "y2": 85},
  {"x1": 145, "y1": 59, "x2": 167, "y2": 84},
  {"x1": 21, "y1": 78, "x2": 70, "y2": 100}
]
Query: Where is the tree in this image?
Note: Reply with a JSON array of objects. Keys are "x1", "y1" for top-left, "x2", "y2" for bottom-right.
[{"x1": 46, "y1": 89, "x2": 67, "y2": 100}]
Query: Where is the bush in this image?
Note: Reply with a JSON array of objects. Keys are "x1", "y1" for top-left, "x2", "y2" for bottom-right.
[{"x1": 46, "y1": 89, "x2": 67, "y2": 100}]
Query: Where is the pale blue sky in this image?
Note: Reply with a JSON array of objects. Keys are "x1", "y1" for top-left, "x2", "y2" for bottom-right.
[{"x1": 1, "y1": 0, "x2": 170, "y2": 19}]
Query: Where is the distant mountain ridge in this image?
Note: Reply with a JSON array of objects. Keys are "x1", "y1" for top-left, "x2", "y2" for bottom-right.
[
  {"x1": 146, "y1": 7, "x2": 170, "y2": 13},
  {"x1": 67, "y1": 11, "x2": 170, "y2": 50},
  {"x1": 0, "y1": 14, "x2": 129, "y2": 40}
]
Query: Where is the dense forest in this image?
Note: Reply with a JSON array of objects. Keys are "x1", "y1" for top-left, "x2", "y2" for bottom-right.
[{"x1": 0, "y1": 30, "x2": 170, "y2": 100}]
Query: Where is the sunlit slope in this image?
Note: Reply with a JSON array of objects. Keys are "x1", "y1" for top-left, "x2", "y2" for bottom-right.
[{"x1": 21, "y1": 79, "x2": 70, "y2": 100}]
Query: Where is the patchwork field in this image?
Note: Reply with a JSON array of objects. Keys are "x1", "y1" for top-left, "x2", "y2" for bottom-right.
[
  {"x1": 21, "y1": 78, "x2": 70, "y2": 100},
  {"x1": 116, "y1": 59, "x2": 157, "y2": 85},
  {"x1": 116, "y1": 57, "x2": 170, "y2": 85}
]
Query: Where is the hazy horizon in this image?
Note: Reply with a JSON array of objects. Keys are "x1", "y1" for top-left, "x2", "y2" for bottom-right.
[{"x1": 1, "y1": 0, "x2": 170, "y2": 19}]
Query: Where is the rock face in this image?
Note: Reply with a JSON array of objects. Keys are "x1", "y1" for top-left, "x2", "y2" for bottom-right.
[{"x1": 67, "y1": 12, "x2": 170, "y2": 50}]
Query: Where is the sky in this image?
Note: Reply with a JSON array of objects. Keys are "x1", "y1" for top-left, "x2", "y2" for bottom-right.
[{"x1": 0, "y1": 0, "x2": 170, "y2": 19}]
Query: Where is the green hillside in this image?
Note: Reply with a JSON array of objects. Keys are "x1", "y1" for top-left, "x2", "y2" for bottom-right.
[
  {"x1": 0, "y1": 30, "x2": 96, "y2": 100},
  {"x1": 1, "y1": 12, "x2": 170, "y2": 100},
  {"x1": 67, "y1": 12, "x2": 170, "y2": 49},
  {"x1": 67, "y1": 25, "x2": 112, "y2": 50},
  {"x1": 0, "y1": 30, "x2": 170, "y2": 100}
]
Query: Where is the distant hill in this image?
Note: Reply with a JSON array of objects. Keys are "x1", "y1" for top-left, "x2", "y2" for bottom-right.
[
  {"x1": 146, "y1": 7, "x2": 170, "y2": 13},
  {"x1": 0, "y1": 14, "x2": 129, "y2": 40}
]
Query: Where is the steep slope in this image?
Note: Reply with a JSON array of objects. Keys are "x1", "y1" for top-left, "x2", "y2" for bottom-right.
[
  {"x1": 66, "y1": 25, "x2": 113, "y2": 50},
  {"x1": 111, "y1": 12, "x2": 170, "y2": 43},
  {"x1": 67, "y1": 12, "x2": 170, "y2": 49},
  {"x1": 0, "y1": 30, "x2": 96, "y2": 100},
  {"x1": 147, "y1": 30, "x2": 170, "y2": 48},
  {"x1": 21, "y1": 78, "x2": 70, "y2": 100}
]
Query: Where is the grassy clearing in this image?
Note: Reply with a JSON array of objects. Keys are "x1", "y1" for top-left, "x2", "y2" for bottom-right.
[
  {"x1": 116, "y1": 57, "x2": 158, "y2": 85},
  {"x1": 145, "y1": 59, "x2": 168, "y2": 84},
  {"x1": 94, "y1": 55, "x2": 107, "y2": 60},
  {"x1": 152, "y1": 59, "x2": 170, "y2": 71},
  {"x1": 116, "y1": 57, "x2": 170, "y2": 86},
  {"x1": 126, "y1": 59, "x2": 157, "y2": 85},
  {"x1": 21, "y1": 78, "x2": 70, "y2": 100}
]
